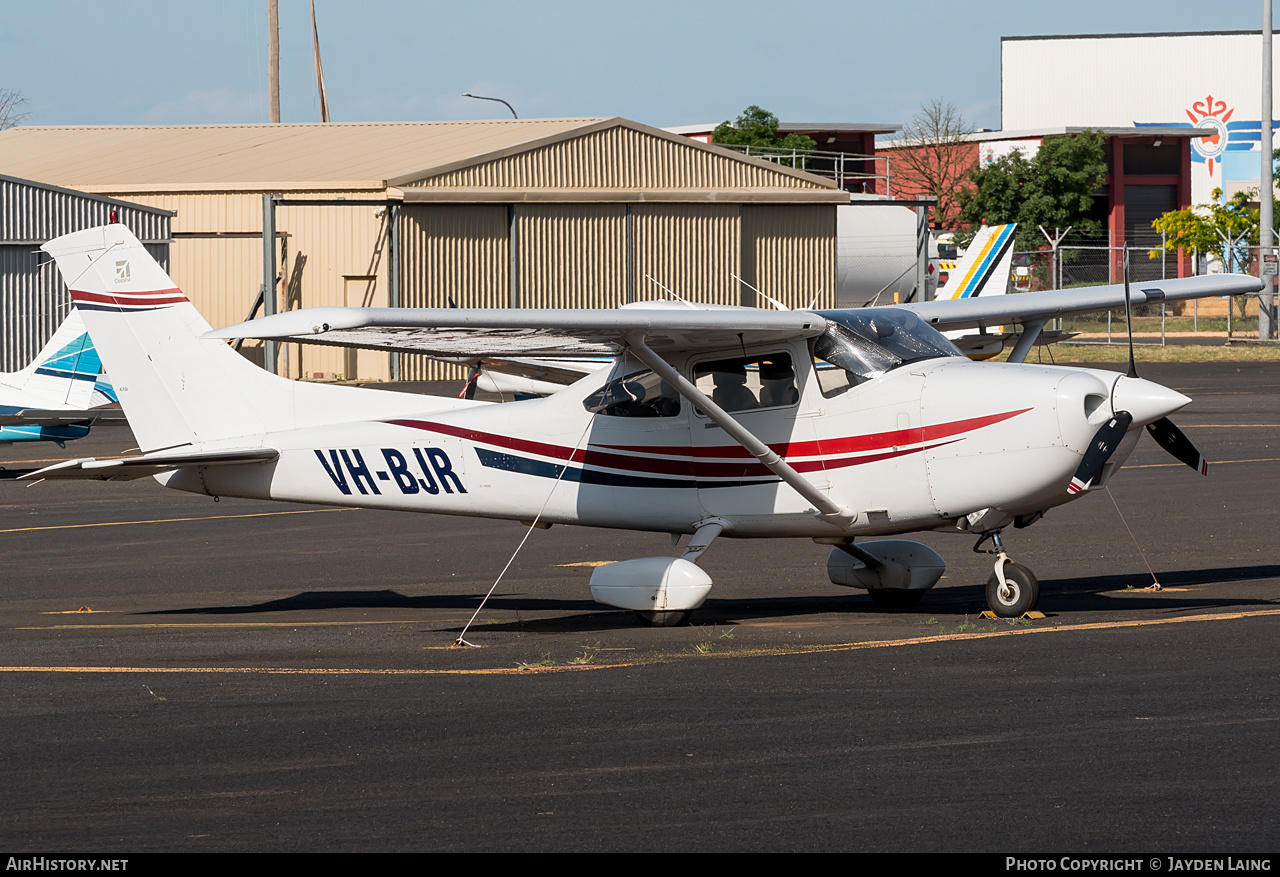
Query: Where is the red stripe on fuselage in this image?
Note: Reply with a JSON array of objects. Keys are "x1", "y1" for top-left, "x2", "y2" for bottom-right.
[
  {"x1": 590, "y1": 408, "x2": 1032, "y2": 459},
  {"x1": 71, "y1": 288, "x2": 187, "y2": 306},
  {"x1": 387, "y1": 407, "x2": 1021, "y2": 478}
]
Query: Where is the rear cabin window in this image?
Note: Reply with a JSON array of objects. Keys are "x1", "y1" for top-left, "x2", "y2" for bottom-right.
[{"x1": 692, "y1": 353, "x2": 798, "y2": 414}]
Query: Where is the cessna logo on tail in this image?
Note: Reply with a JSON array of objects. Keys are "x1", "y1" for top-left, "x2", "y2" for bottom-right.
[{"x1": 114, "y1": 261, "x2": 131, "y2": 284}]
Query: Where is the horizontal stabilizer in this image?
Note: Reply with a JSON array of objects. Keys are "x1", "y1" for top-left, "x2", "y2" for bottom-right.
[
  {"x1": 0, "y1": 408, "x2": 128, "y2": 427},
  {"x1": 22, "y1": 447, "x2": 278, "y2": 482}
]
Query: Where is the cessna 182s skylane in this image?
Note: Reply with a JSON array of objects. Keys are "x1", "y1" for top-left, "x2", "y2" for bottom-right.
[{"x1": 31, "y1": 224, "x2": 1261, "y2": 623}]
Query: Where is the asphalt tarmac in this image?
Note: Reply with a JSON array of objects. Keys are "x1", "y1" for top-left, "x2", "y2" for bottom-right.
[{"x1": 1, "y1": 362, "x2": 1277, "y2": 852}]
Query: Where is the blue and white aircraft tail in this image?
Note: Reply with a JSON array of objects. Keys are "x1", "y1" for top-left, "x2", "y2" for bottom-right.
[{"x1": 0, "y1": 308, "x2": 120, "y2": 444}]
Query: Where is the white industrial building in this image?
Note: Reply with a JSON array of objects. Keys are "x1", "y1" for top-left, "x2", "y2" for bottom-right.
[{"x1": 1002, "y1": 31, "x2": 1279, "y2": 206}]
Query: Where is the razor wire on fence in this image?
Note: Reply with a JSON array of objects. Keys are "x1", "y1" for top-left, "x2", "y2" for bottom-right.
[{"x1": 1008, "y1": 239, "x2": 1278, "y2": 345}]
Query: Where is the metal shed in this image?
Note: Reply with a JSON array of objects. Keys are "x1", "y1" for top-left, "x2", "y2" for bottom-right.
[
  {"x1": 0, "y1": 119, "x2": 845, "y2": 381},
  {"x1": 0, "y1": 174, "x2": 172, "y2": 371}
]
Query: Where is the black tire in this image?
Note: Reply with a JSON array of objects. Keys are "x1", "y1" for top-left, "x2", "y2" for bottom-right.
[
  {"x1": 868, "y1": 589, "x2": 925, "y2": 609},
  {"x1": 634, "y1": 609, "x2": 693, "y2": 627},
  {"x1": 985, "y1": 563, "x2": 1039, "y2": 617}
]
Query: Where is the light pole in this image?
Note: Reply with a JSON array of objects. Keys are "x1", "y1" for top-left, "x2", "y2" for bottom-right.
[{"x1": 461, "y1": 93, "x2": 518, "y2": 119}]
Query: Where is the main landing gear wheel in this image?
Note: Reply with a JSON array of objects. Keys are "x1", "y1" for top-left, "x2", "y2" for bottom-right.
[
  {"x1": 868, "y1": 589, "x2": 925, "y2": 609},
  {"x1": 634, "y1": 610, "x2": 693, "y2": 627},
  {"x1": 985, "y1": 563, "x2": 1039, "y2": 618}
]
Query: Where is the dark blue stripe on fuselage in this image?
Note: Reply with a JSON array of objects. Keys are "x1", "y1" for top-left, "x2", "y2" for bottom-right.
[{"x1": 474, "y1": 447, "x2": 780, "y2": 490}]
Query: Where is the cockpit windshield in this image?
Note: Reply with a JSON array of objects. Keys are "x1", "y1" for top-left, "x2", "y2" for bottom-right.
[{"x1": 812, "y1": 309, "x2": 962, "y2": 396}]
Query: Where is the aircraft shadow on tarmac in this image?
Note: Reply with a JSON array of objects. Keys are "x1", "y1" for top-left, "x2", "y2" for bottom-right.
[{"x1": 137, "y1": 563, "x2": 1280, "y2": 632}]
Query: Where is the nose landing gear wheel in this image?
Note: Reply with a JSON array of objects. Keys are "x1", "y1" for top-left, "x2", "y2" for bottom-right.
[
  {"x1": 985, "y1": 563, "x2": 1039, "y2": 617},
  {"x1": 635, "y1": 610, "x2": 693, "y2": 627}
]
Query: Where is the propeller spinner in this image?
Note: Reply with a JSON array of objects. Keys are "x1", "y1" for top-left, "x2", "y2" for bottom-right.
[{"x1": 1066, "y1": 251, "x2": 1209, "y2": 495}]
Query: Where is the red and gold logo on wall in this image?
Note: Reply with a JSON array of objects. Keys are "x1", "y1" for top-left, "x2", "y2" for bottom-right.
[{"x1": 1186, "y1": 94, "x2": 1232, "y2": 176}]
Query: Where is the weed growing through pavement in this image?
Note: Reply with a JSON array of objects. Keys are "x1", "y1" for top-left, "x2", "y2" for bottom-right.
[
  {"x1": 568, "y1": 646, "x2": 599, "y2": 666},
  {"x1": 516, "y1": 654, "x2": 557, "y2": 670},
  {"x1": 693, "y1": 640, "x2": 715, "y2": 655}
]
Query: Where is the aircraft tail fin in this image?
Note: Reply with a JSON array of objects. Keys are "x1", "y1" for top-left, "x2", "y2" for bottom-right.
[
  {"x1": 1, "y1": 308, "x2": 104, "y2": 409},
  {"x1": 41, "y1": 224, "x2": 469, "y2": 453},
  {"x1": 936, "y1": 223, "x2": 1017, "y2": 302}
]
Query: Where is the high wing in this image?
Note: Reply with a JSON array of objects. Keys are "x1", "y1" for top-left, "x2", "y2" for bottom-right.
[
  {"x1": 207, "y1": 273, "x2": 1261, "y2": 361},
  {"x1": 204, "y1": 304, "x2": 829, "y2": 357},
  {"x1": 899, "y1": 273, "x2": 1262, "y2": 332}
]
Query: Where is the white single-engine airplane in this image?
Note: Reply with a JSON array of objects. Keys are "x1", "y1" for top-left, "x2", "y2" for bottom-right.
[
  {"x1": 31, "y1": 224, "x2": 1261, "y2": 624},
  {"x1": 0, "y1": 308, "x2": 121, "y2": 445}
]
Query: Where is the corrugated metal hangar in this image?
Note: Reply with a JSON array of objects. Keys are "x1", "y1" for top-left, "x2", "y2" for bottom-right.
[
  {"x1": 0, "y1": 118, "x2": 847, "y2": 381},
  {"x1": 0, "y1": 174, "x2": 171, "y2": 372}
]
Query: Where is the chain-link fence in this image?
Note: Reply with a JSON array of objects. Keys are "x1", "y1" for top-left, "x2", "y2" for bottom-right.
[{"x1": 1009, "y1": 236, "x2": 1278, "y2": 344}]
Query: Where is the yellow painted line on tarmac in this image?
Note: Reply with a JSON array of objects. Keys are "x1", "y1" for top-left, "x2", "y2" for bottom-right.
[
  {"x1": 768, "y1": 606, "x2": 1280, "y2": 657},
  {"x1": 21, "y1": 619, "x2": 443, "y2": 630},
  {"x1": 4, "y1": 607, "x2": 1279, "y2": 676},
  {"x1": 556, "y1": 561, "x2": 615, "y2": 568},
  {"x1": 0, "y1": 506, "x2": 358, "y2": 534},
  {"x1": 0, "y1": 664, "x2": 607, "y2": 676},
  {"x1": 1128, "y1": 456, "x2": 1280, "y2": 470}
]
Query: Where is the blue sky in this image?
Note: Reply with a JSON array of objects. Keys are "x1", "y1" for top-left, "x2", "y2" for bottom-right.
[{"x1": 0, "y1": 1, "x2": 1269, "y2": 133}]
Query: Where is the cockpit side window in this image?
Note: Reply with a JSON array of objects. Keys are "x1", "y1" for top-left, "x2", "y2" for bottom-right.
[
  {"x1": 691, "y1": 353, "x2": 798, "y2": 414},
  {"x1": 582, "y1": 368, "x2": 680, "y2": 417}
]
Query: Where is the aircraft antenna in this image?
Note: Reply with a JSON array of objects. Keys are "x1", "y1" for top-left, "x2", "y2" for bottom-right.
[{"x1": 730, "y1": 273, "x2": 789, "y2": 311}]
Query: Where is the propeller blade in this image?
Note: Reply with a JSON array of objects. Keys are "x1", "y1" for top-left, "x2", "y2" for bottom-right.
[
  {"x1": 1146, "y1": 417, "x2": 1208, "y2": 476},
  {"x1": 1068, "y1": 411, "x2": 1134, "y2": 495}
]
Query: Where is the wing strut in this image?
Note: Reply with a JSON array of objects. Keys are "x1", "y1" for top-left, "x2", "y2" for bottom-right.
[
  {"x1": 1007, "y1": 320, "x2": 1046, "y2": 363},
  {"x1": 625, "y1": 336, "x2": 855, "y2": 528}
]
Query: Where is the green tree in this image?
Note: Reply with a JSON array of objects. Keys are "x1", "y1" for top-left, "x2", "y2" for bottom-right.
[
  {"x1": 957, "y1": 130, "x2": 1109, "y2": 250},
  {"x1": 712, "y1": 106, "x2": 816, "y2": 166},
  {"x1": 1153, "y1": 188, "x2": 1257, "y2": 320},
  {"x1": 1152, "y1": 188, "x2": 1257, "y2": 269}
]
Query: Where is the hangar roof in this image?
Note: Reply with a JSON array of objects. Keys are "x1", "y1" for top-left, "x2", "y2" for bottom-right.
[{"x1": 0, "y1": 118, "x2": 843, "y2": 201}]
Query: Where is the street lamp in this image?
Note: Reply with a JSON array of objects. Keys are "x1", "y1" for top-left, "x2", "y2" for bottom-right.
[{"x1": 461, "y1": 93, "x2": 518, "y2": 119}]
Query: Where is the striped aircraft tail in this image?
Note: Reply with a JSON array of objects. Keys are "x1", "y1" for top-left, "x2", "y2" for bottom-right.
[{"x1": 936, "y1": 223, "x2": 1017, "y2": 301}]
